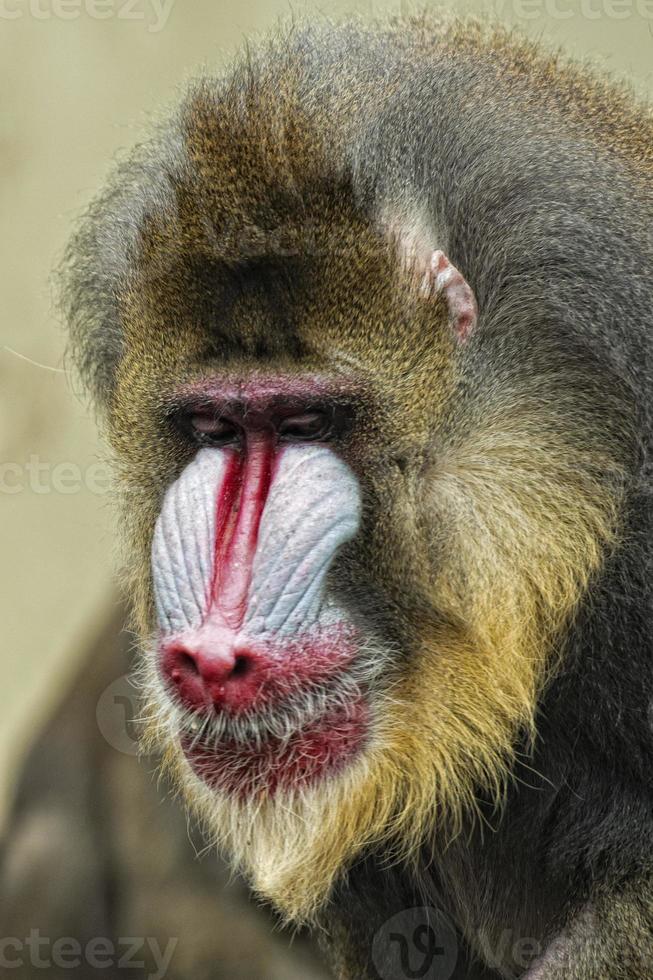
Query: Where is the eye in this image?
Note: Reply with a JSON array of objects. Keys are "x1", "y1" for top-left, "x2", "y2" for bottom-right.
[
  {"x1": 188, "y1": 414, "x2": 240, "y2": 447},
  {"x1": 278, "y1": 411, "x2": 331, "y2": 442}
]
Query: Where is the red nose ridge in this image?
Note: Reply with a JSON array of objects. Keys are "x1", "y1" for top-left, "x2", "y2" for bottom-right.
[{"x1": 161, "y1": 632, "x2": 266, "y2": 715}]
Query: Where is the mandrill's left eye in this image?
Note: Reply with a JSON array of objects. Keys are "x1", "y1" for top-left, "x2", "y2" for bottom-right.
[
  {"x1": 188, "y1": 414, "x2": 241, "y2": 447},
  {"x1": 278, "y1": 411, "x2": 332, "y2": 442}
]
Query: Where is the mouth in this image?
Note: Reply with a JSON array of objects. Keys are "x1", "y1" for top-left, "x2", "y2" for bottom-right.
[{"x1": 178, "y1": 690, "x2": 369, "y2": 798}]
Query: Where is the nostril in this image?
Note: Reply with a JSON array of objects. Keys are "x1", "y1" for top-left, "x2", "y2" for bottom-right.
[
  {"x1": 168, "y1": 649, "x2": 200, "y2": 685},
  {"x1": 231, "y1": 654, "x2": 250, "y2": 678},
  {"x1": 179, "y1": 652, "x2": 199, "y2": 676}
]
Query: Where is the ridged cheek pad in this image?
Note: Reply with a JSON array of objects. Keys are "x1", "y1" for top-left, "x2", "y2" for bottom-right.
[{"x1": 151, "y1": 444, "x2": 362, "y2": 646}]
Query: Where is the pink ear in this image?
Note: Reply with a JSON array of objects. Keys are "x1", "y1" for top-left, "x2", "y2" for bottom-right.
[{"x1": 419, "y1": 250, "x2": 478, "y2": 341}]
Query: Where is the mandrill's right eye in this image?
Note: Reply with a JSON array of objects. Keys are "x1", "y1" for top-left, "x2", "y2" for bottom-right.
[{"x1": 187, "y1": 414, "x2": 241, "y2": 447}]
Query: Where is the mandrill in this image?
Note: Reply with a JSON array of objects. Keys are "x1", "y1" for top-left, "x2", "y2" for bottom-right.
[{"x1": 61, "y1": 16, "x2": 653, "y2": 980}]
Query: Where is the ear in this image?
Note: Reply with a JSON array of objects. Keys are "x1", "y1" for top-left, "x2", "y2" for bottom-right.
[
  {"x1": 390, "y1": 221, "x2": 478, "y2": 341},
  {"x1": 418, "y1": 249, "x2": 478, "y2": 342}
]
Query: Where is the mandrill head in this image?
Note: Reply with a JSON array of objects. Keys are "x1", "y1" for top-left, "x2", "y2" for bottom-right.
[{"x1": 61, "y1": 21, "x2": 631, "y2": 924}]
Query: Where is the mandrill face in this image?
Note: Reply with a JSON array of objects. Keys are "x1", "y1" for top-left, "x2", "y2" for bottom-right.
[
  {"x1": 142, "y1": 223, "x2": 482, "y2": 814},
  {"x1": 152, "y1": 390, "x2": 367, "y2": 799}
]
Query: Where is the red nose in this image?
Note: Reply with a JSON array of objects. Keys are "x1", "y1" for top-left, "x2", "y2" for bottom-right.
[{"x1": 161, "y1": 641, "x2": 266, "y2": 715}]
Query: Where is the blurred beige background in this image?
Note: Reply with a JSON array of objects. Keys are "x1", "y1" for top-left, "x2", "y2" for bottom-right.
[{"x1": 1, "y1": 0, "x2": 652, "y2": 827}]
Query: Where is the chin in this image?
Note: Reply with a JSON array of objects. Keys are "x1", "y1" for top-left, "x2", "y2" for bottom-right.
[{"x1": 180, "y1": 694, "x2": 369, "y2": 798}]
